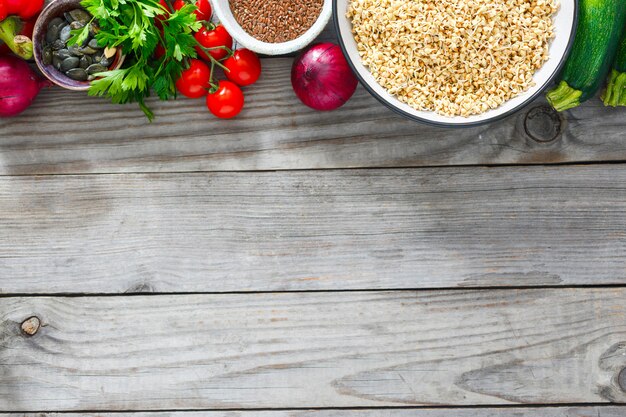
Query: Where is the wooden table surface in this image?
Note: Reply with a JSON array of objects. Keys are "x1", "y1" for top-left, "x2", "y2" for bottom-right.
[{"x1": 1, "y1": 18, "x2": 626, "y2": 417}]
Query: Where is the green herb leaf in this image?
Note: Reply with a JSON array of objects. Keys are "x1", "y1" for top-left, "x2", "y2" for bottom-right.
[
  {"x1": 67, "y1": 22, "x2": 91, "y2": 47},
  {"x1": 80, "y1": 0, "x2": 198, "y2": 119}
]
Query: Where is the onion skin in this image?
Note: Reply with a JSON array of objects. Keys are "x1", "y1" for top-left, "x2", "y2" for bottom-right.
[
  {"x1": 291, "y1": 42, "x2": 358, "y2": 111},
  {"x1": 0, "y1": 55, "x2": 51, "y2": 117}
]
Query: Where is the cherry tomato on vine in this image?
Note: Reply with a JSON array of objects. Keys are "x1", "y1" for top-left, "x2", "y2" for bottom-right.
[
  {"x1": 173, "y1": 0, "x2": 212, "y2": 21},
  {"x1": 4, "y1": 0, "x2": 44, "y2": 20},
  {"x1": 154, "y1": 43, "x2": 166, "y2": 59},
  {"x1": 176, "y1": 59, "x2": 212, "y2": 99},
  {"x1": 195, "y1": 24, "x2": 232, "y2": 62},
  {"x1": 158, "y1": 0, "x2": 171, "y2": 11},
  {"x1": 223, "y1": 49, "x2": 262, "y2": 86},
  {"x1": 155, "y1": 0, "x2": 171, "y2": 28},
  {"x1": 206, "y1": 80, "x2": 244, "y2": 119}
]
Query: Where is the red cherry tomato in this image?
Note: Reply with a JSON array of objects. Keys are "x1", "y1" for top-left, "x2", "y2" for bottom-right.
[
  {"x1": 155, "y1": 0, "x2": 171, "y2": 28},
  {"x1": 223, "y1": 49, "x2": 262, "y2": 86},
  {"x1": 194, "y1": 0, "x2": 212, "y2": 20},
  {"x1": 206, "y1": 80, "x2": 244, "y2": 118},
  {"x1": 158, "y1": 0, "x2": 171, "y2": 11},
  {"x1": 154, "y1": 43, "x2": 166, "y2": 59},
  {"x1": 4, "y1": 0, "x2": 44, "y2": 20},
  {"x1": 195, "y1": 25, "x2": 232, "y2": 62},
  {"x1": 173, "y1": 0, "x2": 185, "y2": 11},
  {"x1": 173, "y1": 0, "x2": 212, "y2": 21},
  {"x1": 176, "y1": 59, "x2": 212, "y2": 99}
]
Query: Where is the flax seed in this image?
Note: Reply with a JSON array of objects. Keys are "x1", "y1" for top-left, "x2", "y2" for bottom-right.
[{"x1": 230, "y1": 0, "x2": 324, "y2": 43}]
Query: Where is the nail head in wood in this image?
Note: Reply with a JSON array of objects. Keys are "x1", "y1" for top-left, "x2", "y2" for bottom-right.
[
  {"x1": 619, "y1": 367, "x2": 626, "y2": 392},
  {"x1": 21, "y1": 316, "x2": 41, "y2": 336},
  {"x1": 524, "y1": 105, "x2": 562, "y2": 143}
]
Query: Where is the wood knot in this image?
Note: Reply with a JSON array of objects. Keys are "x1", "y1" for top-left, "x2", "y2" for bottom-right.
[
  {"x1": 20, "y1": 316, "x2": 41, "y2": 336},
  {"x1": 619, "y1": 368, "x2": 626, "y2": 392},
  {"x1": 524, "y1": 105, "x2": 562, "y2": 143}
]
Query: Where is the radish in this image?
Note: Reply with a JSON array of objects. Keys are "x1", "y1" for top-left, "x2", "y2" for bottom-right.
[{"x1": 0, "y1": 55, "x2": 51, "y2": 117}]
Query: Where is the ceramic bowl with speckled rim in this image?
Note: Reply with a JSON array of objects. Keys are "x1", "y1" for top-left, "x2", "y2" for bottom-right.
[
  {"x1": 213, "y1": 0, "x2": 332, "y2": 55},
  {"x1": 33, "y1": 0, "x2": 124, "y2": 91}
]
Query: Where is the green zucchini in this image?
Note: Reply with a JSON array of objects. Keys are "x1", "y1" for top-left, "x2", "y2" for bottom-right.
[
  {"x1": 602, "y1": 33, "x2": 626, "y2": 106},
  {"x1": 546, "y1": 0, "x2": 626, "y2": 112}
]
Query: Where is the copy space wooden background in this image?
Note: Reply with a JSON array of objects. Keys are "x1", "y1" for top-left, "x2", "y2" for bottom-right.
[{"x1": 1, "y1": 4, "x2": 626, "y2": 416}]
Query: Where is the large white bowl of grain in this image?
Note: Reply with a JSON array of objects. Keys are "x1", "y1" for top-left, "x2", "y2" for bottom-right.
[
  {"x1": 213, "y1": 0, "x2": 332, "y2": 55},
  {"x1": 334, "y1": 0, "x2": 577, "y2": 126}
]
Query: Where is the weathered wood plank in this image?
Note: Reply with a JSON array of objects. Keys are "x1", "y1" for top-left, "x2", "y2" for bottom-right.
[
  {"x1": 2, "y1": 407, "x2": 625, "y2": 416},
  {"x1": 1, "y1": 289, "x2": 626, "y2": 410},
  {"x1": 3, "y1": 165, "x2": 626, "y2": 293},
  {"x1": 1, "y1": 58, "x2": 625, "y2": 175}
]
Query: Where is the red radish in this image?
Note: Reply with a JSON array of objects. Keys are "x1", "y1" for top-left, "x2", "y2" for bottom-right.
[
  {"x1": 291, "y1": 42, "x2": 358, "y2": 111},
  {"x1": 0, "y1": 55, "x2": 51, "y2": 117}
]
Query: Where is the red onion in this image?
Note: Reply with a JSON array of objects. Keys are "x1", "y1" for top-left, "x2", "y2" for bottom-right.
[
  {"x1": 0, "y1": 55, "x2": 50, "y2": 117},
  {"x1": 291, "y1": 42, "x2": 358, "y2": 111}
]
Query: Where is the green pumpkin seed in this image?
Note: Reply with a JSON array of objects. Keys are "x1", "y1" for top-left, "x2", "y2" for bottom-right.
[
  {"x1": 88, "y1": 39, "x2": 100, "y2": 49},
  {"x1": 68, "y1": 44, "x2": 84, "y2": 56},
  {"x1": 51, "y1": 39, "x2": 65, "y2": 50},
  {"x1": 86, "y1": 64, "x2": 107, "y2": 75},
  {"x1": 52, "y1": 56, "x2": 62, "y2": 70},
  {"x1": 59, "y1": 25, "x2": 72, "y2": 43},
  {"x1": 66, "y1": 68, "x2": 88, "y2": 81},
  {"x1": 69, "y1": 9, "x2": 91, "y2": 25},
  {"x1": 79, "y1": 55, "x2": 92, "y2": 69},
  {"x1": 48, "y1": 17, "x2": 64, "y2": 30},
  {"x1": 43, "y1": 46, "x2": 53, "y2": 65},
  {"x1": 45, "y1": 26, "x2": 60, "y2": 43},
  {"x1": 61, "y1": 57, "x2": 80, "y2": 72},
  {"x1": 54, "y1": 49, "x2": 71, "y2": 60}
]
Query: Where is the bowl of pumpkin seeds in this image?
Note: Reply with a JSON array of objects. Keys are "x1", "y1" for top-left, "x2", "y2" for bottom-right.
[{"x1": 33, "y1": 0, "x2": 124, "y2": 91}]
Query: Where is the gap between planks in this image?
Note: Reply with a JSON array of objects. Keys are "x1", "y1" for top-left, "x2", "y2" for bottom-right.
[{"x1": 0, "y1": 405, "x2": 625, "y2": 415}]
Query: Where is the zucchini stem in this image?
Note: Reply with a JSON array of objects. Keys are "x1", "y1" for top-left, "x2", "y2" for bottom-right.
[
  {"x1": 546, "y1": 81, "x2": 582, "y2": 112},
  {"x1": 602, "y1": 69, "x2": 626, "y2": 106}
]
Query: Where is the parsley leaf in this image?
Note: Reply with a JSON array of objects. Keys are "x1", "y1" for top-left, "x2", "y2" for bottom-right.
[{"x1": 79, "y1": 0, "x2": 200, "y2": 120}]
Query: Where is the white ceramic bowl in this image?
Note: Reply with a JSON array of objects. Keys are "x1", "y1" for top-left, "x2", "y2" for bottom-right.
[
  {"x1": 334, "y1": 0, "x2": 578, "y2": 127},
  {"x1": 213, "y1": 0, "x2": 332, "y2": 55}
]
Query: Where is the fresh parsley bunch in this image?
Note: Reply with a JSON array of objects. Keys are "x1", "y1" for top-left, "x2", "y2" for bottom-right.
[{"x1": 71, "y1": 0, "x2": 201, "y2": 120}]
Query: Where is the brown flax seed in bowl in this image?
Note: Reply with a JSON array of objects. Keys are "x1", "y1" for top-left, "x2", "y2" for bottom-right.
[
  {"x1": 230, "y1": 0, "x2": 324, "y2": 43},
  {"x1": 347, "y1": 0, "x2": 558, "y2": 117}
]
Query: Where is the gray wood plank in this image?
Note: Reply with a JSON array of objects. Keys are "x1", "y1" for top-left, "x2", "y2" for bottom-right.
[
  {"x1": 1, "y1": 58, "x2": 626, "y2": 175},
  {"x1": 2, "y1": 407, "x2": 625, "y2": 416},
  {"x1": 1, "y1": 289, "x2": 626, "y2": 410},
  {"x1": 3, "y1": 165, "x2": 626, "y2": 293}
]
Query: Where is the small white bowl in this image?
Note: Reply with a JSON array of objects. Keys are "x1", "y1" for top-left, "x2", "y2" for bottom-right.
[
  {"x1": 334, "y1": 0, "x2": 578, "y2": 127},
  {"x1": 213, "y1": 0, "x2": 332, "y2": 55}
]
